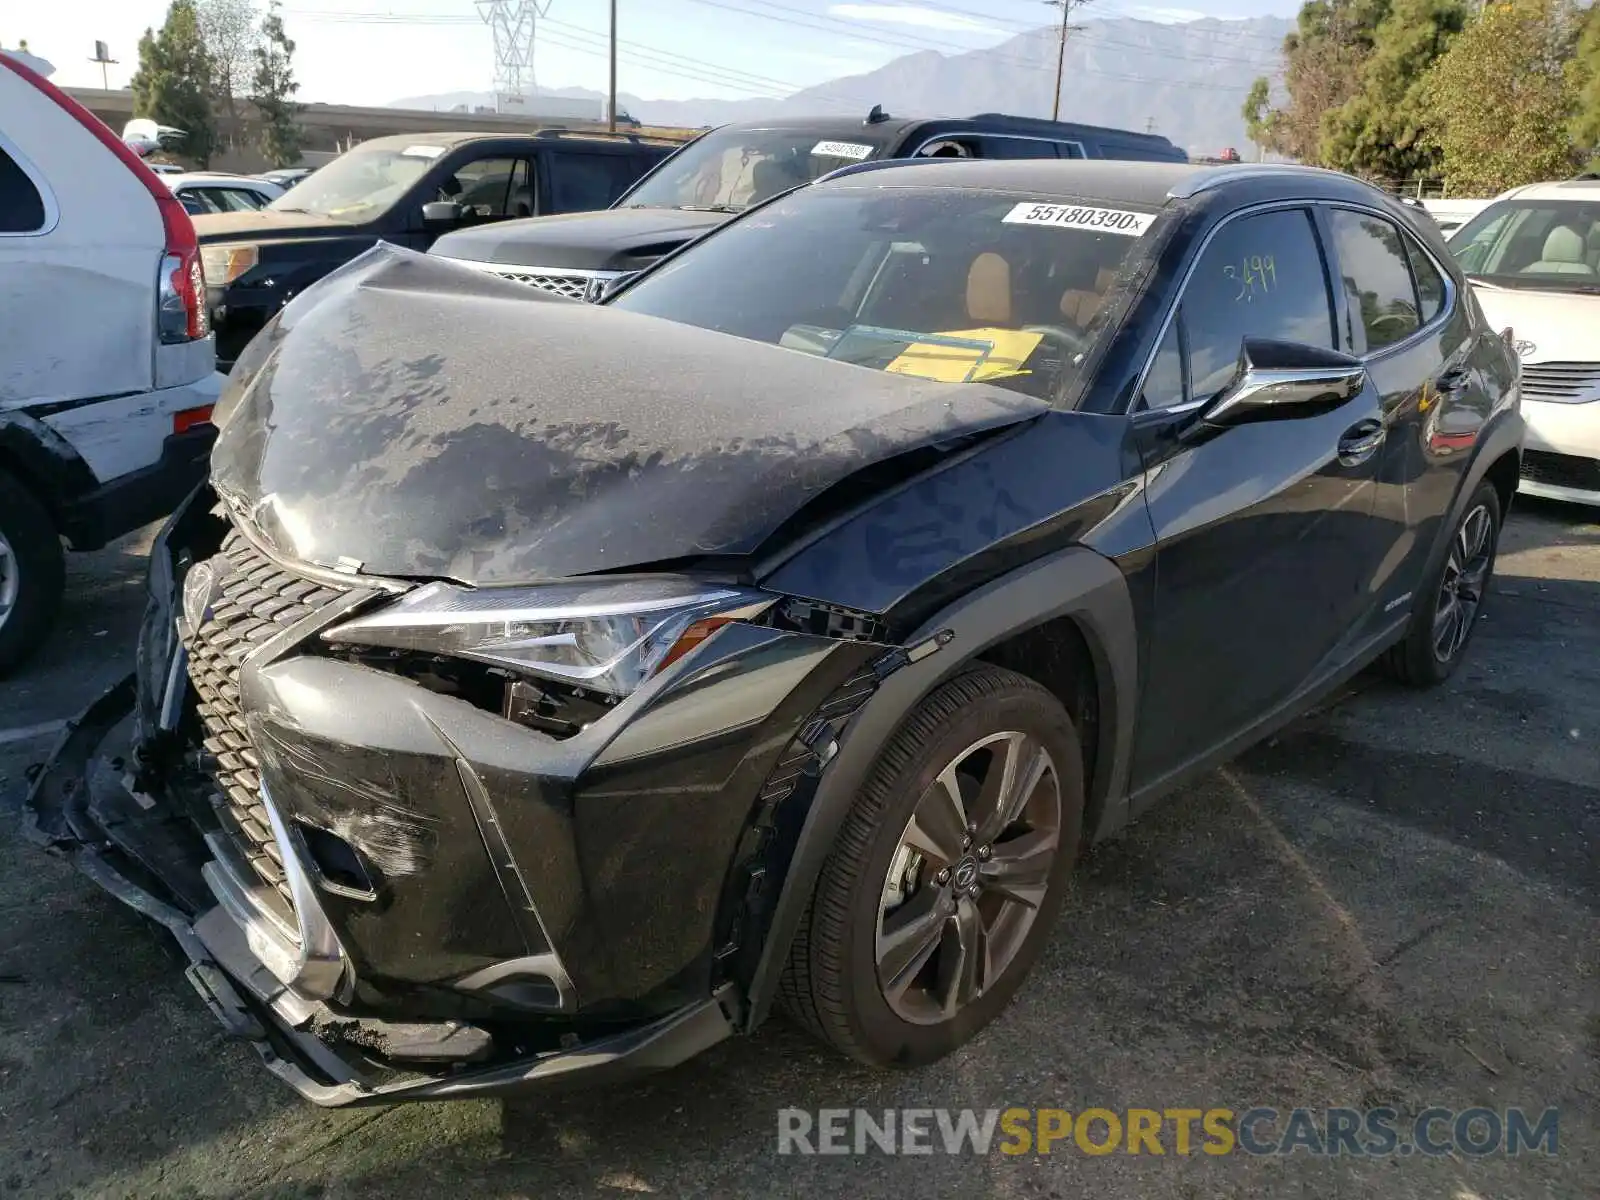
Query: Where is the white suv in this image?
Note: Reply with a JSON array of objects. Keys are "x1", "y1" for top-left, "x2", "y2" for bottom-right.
[
  {"x1": 1450, "y1": 179, "x2": 1600, "y2": 506},
  {"x1": 0, "y1": 52, "x2": 221, "y2": 673}
]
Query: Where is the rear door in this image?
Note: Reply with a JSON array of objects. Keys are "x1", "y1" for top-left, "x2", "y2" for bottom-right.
[
  {"x1": 1129, "y1": 204, "x2": 1392, "y2": 789},
  {"x1": 543, "y1": 146, "x2": 656, "y2": 214},
  {"x1": 0, "y1": 68, "x2": 160, "y2": 408}
]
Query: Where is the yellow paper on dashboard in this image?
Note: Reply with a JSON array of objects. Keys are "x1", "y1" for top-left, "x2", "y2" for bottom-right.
[{"x1": 885, "y1": 328, "x2": 1044, "y2": 383}]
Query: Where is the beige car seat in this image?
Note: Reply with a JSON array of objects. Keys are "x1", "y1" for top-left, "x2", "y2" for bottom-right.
[
  {"x1": 966, "y1": 252, "x2": 1013, "y2": 324},
  {"x1": 1521, "y1": 225, "x2": 1596, "y2": 275},
  {"x1": 1059, "y1": 267, "x2": 1118, "y2": 327}
]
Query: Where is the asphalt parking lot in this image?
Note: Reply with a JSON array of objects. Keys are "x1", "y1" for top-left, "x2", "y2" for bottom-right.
[{"x1": 1, "y1": 500, "x2": 1595, "y2": 1199}]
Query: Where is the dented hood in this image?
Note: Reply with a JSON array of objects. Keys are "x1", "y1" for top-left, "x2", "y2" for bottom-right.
[{"x1": 210, "y1": 244, "x2": 1047, "y2": 587}]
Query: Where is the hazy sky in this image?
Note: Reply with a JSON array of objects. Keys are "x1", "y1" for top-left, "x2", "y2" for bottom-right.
[{"x1": 10, "y1": 0, "x2": 1296, "y2": 106}]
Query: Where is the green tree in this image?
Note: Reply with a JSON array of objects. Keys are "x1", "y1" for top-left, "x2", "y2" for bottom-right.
[
  {"x1": 1243, "y1": 77, "x2": 1278, "y2": 158},
  {"x1": 1266, "y1": 0, "x2": 1392, "y2": 164},
  {"x1": 130, "y1": 0, "x2": 216, "y2": 166},
  {"x1": 251, "y1": 1, "x2": 302, "y2": 167},
  {"x1": 1570, "y1": 2, "x2": 1600, "y2": 164},
  {"x1": 198, "y1": 0, "x2": 260, "y2": 125},
  {"x1": 1424, "y1": 0, "x2": 1583, "y2": 193},
  {"x1": 1320, "y1": 0, "x2": 1469, "y2": 180}
]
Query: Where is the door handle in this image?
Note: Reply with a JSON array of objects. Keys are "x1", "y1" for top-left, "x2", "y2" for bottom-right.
[
  {"x1": 1436, "y1": 365, "x2": 1471, "y2": 395},
  {"x1": 1338, "y1": 418, "x2": 1386, "y2": 466}
]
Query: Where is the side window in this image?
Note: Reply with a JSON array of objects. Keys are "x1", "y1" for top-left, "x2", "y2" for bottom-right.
[
  {"x1": 550, "y1": 150, "x2": 630, "y2": 212},
  {"x1": 0, "y1": 145, "x2": 47, "y2": 233},
  {"x1": 1057, "y1": 141, "x2": 1087, "y2": 160},
  {"x1": 1404, "y1": 237, "x2": 1446, "y2": 323},
  {"x1": 1180, "y1": 208, "x2": 1336, "y2": 403},
  {"x1": 973, "y1": 135, "x2": 1058, "y2": 160},
  {"x1": 441, "y1": 157, "x2": 526, "y2": 216},
  {"x1": 1328, "y1": 209, "x2": 1420, "y2": 353},
  {"x1": 1140, "y1": 317, "x2": 1186, "y2": 410}
]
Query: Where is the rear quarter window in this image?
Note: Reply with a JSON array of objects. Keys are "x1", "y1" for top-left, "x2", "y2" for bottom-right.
[{"x1": 0, "y1": 144, "x2": 47, "y2": 233}]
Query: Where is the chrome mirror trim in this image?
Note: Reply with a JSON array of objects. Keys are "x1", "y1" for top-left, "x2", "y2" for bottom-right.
[{"x1": 1207, "y1": 362, "x2": 1367, "y2": 425}]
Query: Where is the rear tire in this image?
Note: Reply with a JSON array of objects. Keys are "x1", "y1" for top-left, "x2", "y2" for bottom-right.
[
  {"x1": 0, "y1": 470, "x2": 65, "y2": 676},
  {"x1": 780, "y1": 664, "x2": 1084, "y2": 1067},
  {"x1": 1381, "y1": 480, "x2": 1501, "y2": 687}
]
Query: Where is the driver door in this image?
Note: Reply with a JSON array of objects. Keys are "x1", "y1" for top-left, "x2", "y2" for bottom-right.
[
  {"x1": 408, "y1": 154, "x2": 534, "y2": 249},
  {"x1": 1128, "y1": 206, "x2": 1392, "y2": 793}
]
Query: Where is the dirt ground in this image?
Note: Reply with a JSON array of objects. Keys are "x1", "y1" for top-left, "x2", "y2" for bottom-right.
[{"x1": 1, "y1": 500, "x2": 1595, "y2": 1199}]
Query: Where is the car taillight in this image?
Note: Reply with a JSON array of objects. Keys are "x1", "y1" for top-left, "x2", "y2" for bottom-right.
[
  {"x1": 158, "y1": 249, "x2": 209, "y2": 343},
  {"x1": 1, "y1": 51, "x2": 209, "y2": 343}
]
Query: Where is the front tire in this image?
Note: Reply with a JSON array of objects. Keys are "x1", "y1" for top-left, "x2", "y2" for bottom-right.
[
  {"x1": 1382, "y1": 480, "x2": 1502, "y2": 687},
  {"x1": 0, "y1": 470, "x2": 65, "y2": 676},
  {"x1": 781, "y1": 665, "x2": 1084, "y2": 1067}
]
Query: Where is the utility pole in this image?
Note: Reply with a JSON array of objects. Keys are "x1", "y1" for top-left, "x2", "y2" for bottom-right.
[
  {"x1": 608, "y1": 0, "x2": 617, "y2": 132},
  {"x1": 1043, "y1": 0, "x2": 1078, "y2": 122},
  {"x1": 1145, "y1": 116, "x2": 1155, "y2": 134}
]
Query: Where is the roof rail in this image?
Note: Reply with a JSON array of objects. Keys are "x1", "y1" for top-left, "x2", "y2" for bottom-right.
[
  {"x1": 965, "y1": 112, "x2": 1172, "y2": 140},
  {"x1": 1166, "y1": 162, "x2": 1360, "y2": 199},
  {"x1": 532, "y1": 127, "x2": 682, "y2": 145}
]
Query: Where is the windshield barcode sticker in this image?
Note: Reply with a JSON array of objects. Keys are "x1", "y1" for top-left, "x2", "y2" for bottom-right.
[
  {"x1": 1002, "y1": 202, "x2": 1155, "y2": 236},
  {"x1": 812, "y1": 140, "x2": 874, "y2": 160}
]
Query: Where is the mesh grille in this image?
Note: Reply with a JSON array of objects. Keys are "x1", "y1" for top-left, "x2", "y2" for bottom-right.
[
  {"x1": 181, "y1": 528, "x2": 349, "y2": 920},
  {"x1": 1520, "y1": 449, "x2": 1600, "y2": 494},
  {"x1": 481, "y1": 268, "x2": 595, "y2": 301},
  {"x1": 1521, "y1": 362, "x2": 1600, "y2": 404}
]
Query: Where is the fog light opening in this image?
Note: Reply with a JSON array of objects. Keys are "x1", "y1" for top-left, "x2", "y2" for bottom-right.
[{"x1": 297, "y1": 822, "x2": 377, "y2": 900}]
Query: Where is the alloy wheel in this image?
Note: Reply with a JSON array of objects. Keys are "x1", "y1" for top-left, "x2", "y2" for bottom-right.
[
  {"x1": 1433, "y1": 502, "x2": 1495, "y2": 663},
  {"x1": 0, "y1": 530, "x2": 17, "y2": 633},
  {"x1": 875, "y1": 730, "x2": 1062, "y2": 1025}
]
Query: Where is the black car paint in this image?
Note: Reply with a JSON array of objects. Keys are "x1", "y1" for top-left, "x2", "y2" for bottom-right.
[
  {"x1": 199, "y1": 134, "x2": 673, "y2": 370},
  {"x1": 25, "y1": 162, "x2": 1521, "y2": 1106},
  {"x1": 428, "y1": 113, "x2": 1188, "y2": 274},
  {"x1": 210, "y1": 246, "x2": 1048, "y2": 586}
]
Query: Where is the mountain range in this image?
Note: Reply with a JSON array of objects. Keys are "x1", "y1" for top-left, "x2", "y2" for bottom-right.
[{"x1": 390, "y1": 15, "x2": 1293, "y2": 155}]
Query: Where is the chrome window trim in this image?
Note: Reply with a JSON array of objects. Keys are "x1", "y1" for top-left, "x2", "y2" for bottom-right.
[
  {"x1": 0, "y1": 128, "x2": 60, "y2": 238},
  {"x1": 1130, "y1": 197, "x2": 1461, "y2": 416},
  {"x1": 1322, "y1": 202, "x2": 1458, "y2": 365},
  {"x1": 906, "y1": 131, "x2": 1088, "y2": 160},
  {"x1": 1129, "y1": 198, "x2": 1319, "y2": 416}
]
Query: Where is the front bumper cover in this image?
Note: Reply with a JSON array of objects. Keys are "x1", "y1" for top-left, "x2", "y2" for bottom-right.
[{"x1": 23, "y1": 676, "x2": 736, "y2": 1107}]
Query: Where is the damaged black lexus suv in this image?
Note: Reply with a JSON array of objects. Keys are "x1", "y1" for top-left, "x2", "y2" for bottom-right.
[{"x1": 27, "y1": 159, "x2": 1522, "y2": 1106}]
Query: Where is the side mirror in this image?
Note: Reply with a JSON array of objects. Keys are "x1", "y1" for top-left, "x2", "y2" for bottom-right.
[
  {"x1": 1202, "y1": 338, "x2": 1367, "y2": 427},
  {"x1": 594, "y1": 271, "x2": 639, "y2": 302},
  {"x1": 421, "y1": 200, "x2": 464, "y2": 228}
]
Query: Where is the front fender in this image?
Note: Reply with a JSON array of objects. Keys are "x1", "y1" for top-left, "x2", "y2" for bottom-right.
[{"x1": 740, "y1": 544, "x2": 1139, "y2": 1029}]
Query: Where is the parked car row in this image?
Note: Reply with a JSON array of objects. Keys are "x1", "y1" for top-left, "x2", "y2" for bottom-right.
[{"x1": 25, "y1": 105, "x2": 1527, "y2": 1108}]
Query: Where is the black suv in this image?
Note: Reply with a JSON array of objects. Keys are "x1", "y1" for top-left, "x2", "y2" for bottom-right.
[
  {"x1": 428, "y1": 109, "x2": 1188, "y2": 298},
  {"x1": 28, "y1": 159, "x2": 1520, "y2": 1107},
  {"x1": 196, "y1": 129, "x2": 679, "y2": 369}
]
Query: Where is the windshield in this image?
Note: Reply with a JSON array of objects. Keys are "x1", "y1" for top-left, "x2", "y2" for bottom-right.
[
  {"x1": 610, "y1": 187, "x2": 1157, "y2": 401},
  {"x1": 1449, "y1": 198, "x2": 1600, "y2": 291},
  {"x1": 620, "y1": 126, "x2": 891, "y2": 212},
  {"x1": 268, "y1": 143, "x2": 444, "y2": 221}
]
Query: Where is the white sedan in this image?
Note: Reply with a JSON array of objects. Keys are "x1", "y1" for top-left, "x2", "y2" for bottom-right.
[
  {"x1": 1451, "y1": 179, "x2": 1600, "y2": 506},
  {"x1": 164, "y1": 172, "x2": 284, "y2": 215}
]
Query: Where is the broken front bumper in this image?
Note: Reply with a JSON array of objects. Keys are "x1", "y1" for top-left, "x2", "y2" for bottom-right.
[{"x1": 22, "y1": 678, "x2": 735, "y2": 1107}]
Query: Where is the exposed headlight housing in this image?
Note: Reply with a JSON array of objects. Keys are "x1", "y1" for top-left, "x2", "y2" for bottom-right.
[
  {"x1": 322, "y1": 578, "x2": 773, "y2": 698},
  {"x1": 200, "y1": 242, "x2": 260, "y2": 287}
]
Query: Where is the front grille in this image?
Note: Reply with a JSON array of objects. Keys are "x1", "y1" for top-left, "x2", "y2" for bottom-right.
[
  {"x1": 181, "y1": 527, "x2": 349, "y2": 921},
  {"x1": 1521, "y1": 361, "x2": 1600, "y2": 404},
  {"x1": 1520, "y1": 449, "x2": 1600, "y2": 494},
  {"x1": 481, "y1": 268, "x2": 595, "y2": 301}
]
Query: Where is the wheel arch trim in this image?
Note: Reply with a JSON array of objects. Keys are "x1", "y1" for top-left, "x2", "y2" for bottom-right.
[
  {"x1": 0, "y1": 409, "x2": 100, "y2": 522},
  {"x1": 743, "y1": 544, "x2": 1138, "y2": 1029}
]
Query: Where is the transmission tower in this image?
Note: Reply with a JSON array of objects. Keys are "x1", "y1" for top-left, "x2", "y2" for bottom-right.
[{"x1": 476, "y1": 0, "x2": 553, "y2": 109}]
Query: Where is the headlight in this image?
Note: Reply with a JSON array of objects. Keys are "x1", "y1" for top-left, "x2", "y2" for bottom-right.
[
  {"x1": 322, "y1": 578, "x2": 773, "y2": 698},
  {"x1": 200, "y1": 243, "x2": 260, "y2": 287}
]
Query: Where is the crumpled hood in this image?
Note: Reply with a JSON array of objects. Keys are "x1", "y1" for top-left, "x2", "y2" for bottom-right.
[
  {"x1": 426, "y1": 206, "x2": 726, "y2": 271},
  {"x1": 1470, "y1": 283, "x2": 1600, "y2": 364},
  {"x1": 211, "y1": 244, "x2": 1046, "y2": 587}
]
